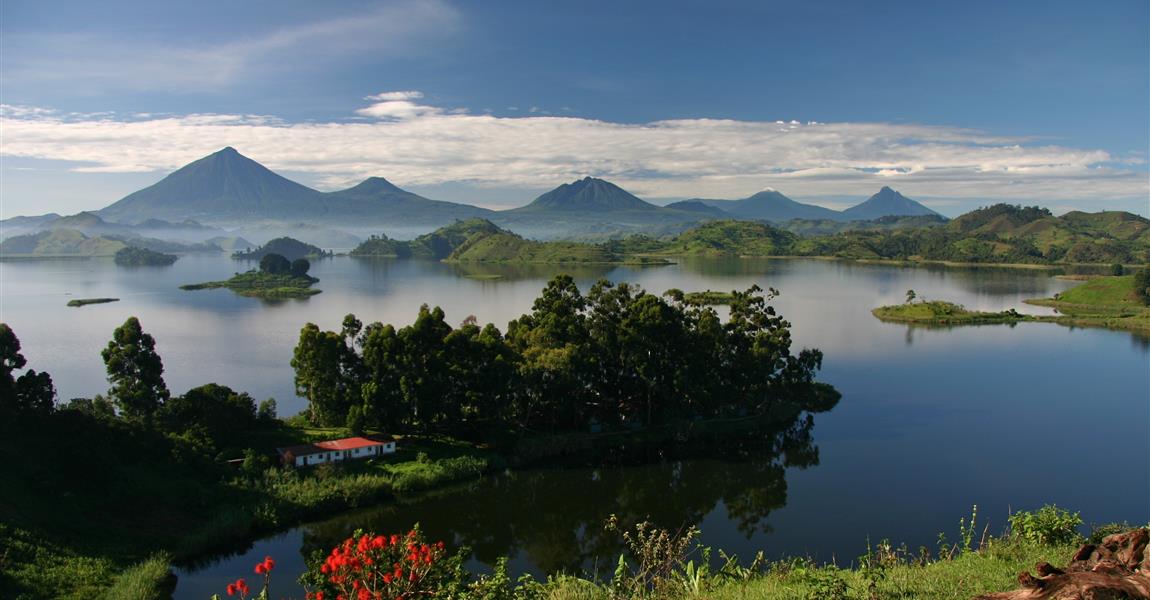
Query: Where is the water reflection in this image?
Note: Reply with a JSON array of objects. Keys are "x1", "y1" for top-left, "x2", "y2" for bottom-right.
[{"x1": 295, "y1": 420, "x2": 821, "y2": 579}]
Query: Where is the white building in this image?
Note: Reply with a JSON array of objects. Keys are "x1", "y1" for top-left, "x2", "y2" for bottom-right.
[{"x1": 277, "y1": 436, "x2": 396, "y2": 467}]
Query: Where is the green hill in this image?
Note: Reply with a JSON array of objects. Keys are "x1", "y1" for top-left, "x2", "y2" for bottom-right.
[
  {"x1": 232, "y1": 237, "x2": 326, "y2": 261},
  {"x1": 0, "y1": 229, "x2": 127, "y2": 257},
  {"x1": 655, "y1": 220, "x2": 798, "y2": 256}
]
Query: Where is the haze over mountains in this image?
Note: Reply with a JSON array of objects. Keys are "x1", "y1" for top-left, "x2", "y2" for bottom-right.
[{"x1": 6, "y1": 147, "x2": 947, "y2": 244}]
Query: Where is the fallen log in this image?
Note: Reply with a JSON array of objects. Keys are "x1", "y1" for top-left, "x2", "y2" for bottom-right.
[{"x1": 974, "y1": 528, "x2": 1150, "y2": 600}]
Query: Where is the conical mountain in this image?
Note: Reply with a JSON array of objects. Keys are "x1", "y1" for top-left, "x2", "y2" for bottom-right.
[
  {"x1": 97, "y1": 148, "x2": 491, "y2": 226},
  {"x1": 842, "y1": 187, "x2": 941, "y2": 220},
  {"x1": 702, "y1": 189, "x2": 843, "y2": 222},
  {"x1": 514, "y1": 177, "x2": 658, "y2": 212},
  {"x1": 325, "y1": 177, "x2": 492, "y2": 222},
  {"x1": 99, "y1": 147, "x2": 326, "y2": 223}
]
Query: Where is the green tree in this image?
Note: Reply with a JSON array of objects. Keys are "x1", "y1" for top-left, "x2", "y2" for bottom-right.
[
  {"x1": 257, "y1": 398, "x2": 278, "y2": 421},
  {"x1": 292, "y1": 320, "x2": 362, "y2": 426},
  {"x1": 159, "y1": 383, "x2": 257, "y2": 446},
  {"x1": 346, "y1": 404, "x2": 366, "y2": 435},
  {"x1": 291, "y1": 258, "x2": 311, "y2": 277},
  {"x1": 259, "y1": 252, "x2": 291, "y2": 274},
  {"x1": 1135, "y1": 265, "x2": 1150, "y2": 305},
  {"x1": 905, "y1": 289, "x2": 917, "y2": 304},
  {"x1": 0, "y1": 323, "x2": 56, "y2": 415},
  {"x1": 101, "y1": 317, "x2": 169, "y2": 423}
]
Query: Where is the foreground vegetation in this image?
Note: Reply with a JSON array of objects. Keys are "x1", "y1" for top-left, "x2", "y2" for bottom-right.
[
  {"x1": 873, "y1": 270, "x2": 1150, "y2": 333},
  {"x1": 194, "y1": 503, "x2": 1135, "y2": 600}
]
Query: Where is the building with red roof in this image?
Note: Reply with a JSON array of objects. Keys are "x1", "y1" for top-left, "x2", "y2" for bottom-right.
[{"x1": 277, "y1": 435, "x2": 396, "y2": 467}]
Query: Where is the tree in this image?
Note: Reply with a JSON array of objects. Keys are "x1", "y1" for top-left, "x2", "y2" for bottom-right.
[
  {"x1": 1110, "y1": 263, "x2": 1125, "y2": 276},
  {"x1": 346, "y1": 404, "x2": 365, "y2": 435},
  {"x1": 292, "y1": 322, "x2": 362, "y2": 426},
  {"x1": 102, "y1": 317, "x2": 169, "y2": 423},
  {"x1": 159, "y1": 383, "x2": 256, "y2": 445},
  {"x1": 905, "y1": 289, "x2": 917, "y2": 304},
  {"x1": 0, "y1": 323, "x2": 56, "y2": 415},
  {"x1": 1135, "y1": 265, "x2": 1150, "y2": 305},
  {"x1": 257, "y1": 398, "x2": 278, "y2": 421},
  {"x1": 291, "y1": 258, "x2": 311, "y2": 277},
  {"x1": 259, "y1": 253, "x2": 291, "y2": 275}
]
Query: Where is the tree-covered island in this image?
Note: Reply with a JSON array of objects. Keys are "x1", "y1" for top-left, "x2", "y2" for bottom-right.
[
  {"x1": 0, "y1": 275, "x2": 842, "y2": 598},
  {"x1": 113, "y1": 246, "x2": 178, "y2": 266},
  {"x1": 180, "y1": 252, "x2": 320, "y2": 298}
]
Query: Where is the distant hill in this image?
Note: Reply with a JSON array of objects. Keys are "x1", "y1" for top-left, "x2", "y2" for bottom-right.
[
  {"x1": 232, "y1": 237, "x2": 326, "y2": 261},
  {"x1": 350, "y1": 219, "x2": 665, "y2": 264},
  {"x1": 512, "y1": 177, "x2": 658, "y2": 213},
  {"x1": 664, "y1": 200, "x2": 728, "y2": 217},
  {"x1": 782, "y1": 214, "x2": 948, "y2": 236},
  {"x1": 842, "y1": 187, "x2": 942, "y2": 220},
  {"x1": 0, "y1": 229, "x2": 127, "y2": 257},
  {"x1": 326, "y1": 177, "x2": 493, "y2": 224},
  {"x1": 700, "y1": 189, "x2": 843, "y2": 222},
  {"x1": 656, "y1": 220, "x2": 798, "y2": 257}
]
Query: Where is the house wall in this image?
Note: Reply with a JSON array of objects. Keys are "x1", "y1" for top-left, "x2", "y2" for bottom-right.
[{"x1": 290, "y1": 442, "x2": 394, "y2": 467}]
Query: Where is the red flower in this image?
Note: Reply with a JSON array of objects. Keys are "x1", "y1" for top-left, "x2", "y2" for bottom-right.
[
  {"x1": 226, "y1": 583, "x2": 236, "y2": 596},
  {"x1": 255, "y1": 563, "x2": 266, "y2": 575},
  {"x1": 264, "y1": 556, "x2": 276, "y2": 571},
  {"x1": 316, "y1": 593, "x2": 325, "y2": 600}
]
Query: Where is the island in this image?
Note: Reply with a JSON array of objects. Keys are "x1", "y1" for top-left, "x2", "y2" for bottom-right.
[
  {"x1": 181, "y1": 253, "x2": 320, "y2": 298},
  {"x1": 232, "y1": 236, "x2": 330, "y2": 260},
  {"x1": 350, "y1": 218, "x2": 673, "y2": 265},
  {"x1": 872, "y1": 270, "x2": 1150, "y2": 333},
  {"x1": 66, "y1": 297, "x2": 120, "y2": 307},
  {"x1": 113, "y1": 246, "x2": 178, "y2": 266}
]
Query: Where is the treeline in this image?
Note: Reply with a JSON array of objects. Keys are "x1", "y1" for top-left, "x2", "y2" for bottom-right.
[{"x1": 292, "y1": 275, "x2": 838, "y2": 435}]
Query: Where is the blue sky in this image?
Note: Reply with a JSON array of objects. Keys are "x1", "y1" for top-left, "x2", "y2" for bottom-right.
[{"x1": 2, "y1": 0, "x2": 1147, "y2": 217}]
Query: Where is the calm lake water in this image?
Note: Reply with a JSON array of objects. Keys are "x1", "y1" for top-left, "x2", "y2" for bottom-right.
[{"x1": 1, "y1": 255, "x2": 1147, "y2": 599}]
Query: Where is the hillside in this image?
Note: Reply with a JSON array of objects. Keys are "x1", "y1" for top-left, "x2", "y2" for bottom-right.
[
  {"x1": 0, "y1": 229, "x2": 127, "y2": 257},
  {"x1": 350, "y1": 219, "x2": 668, "y2": 264},
  {"x1": 792, "y1": 205, "x2": 1150, "y2": 264},
  {"x1": 654, "y1": 220, "x2": 798, "y2": 256}
]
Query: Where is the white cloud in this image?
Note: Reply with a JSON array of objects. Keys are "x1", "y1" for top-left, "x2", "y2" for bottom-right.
[
  {"x1": 366, "y1": 91, "x2": 426, "y2": 101},
  {"x1": 2, "y1": 94, "x2": 1147, "y2": 206}
]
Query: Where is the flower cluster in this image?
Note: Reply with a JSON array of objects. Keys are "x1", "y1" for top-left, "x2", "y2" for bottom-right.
[
  {"x1": 308, "y1": 529, "x2": 448, "y2": 600},
  {"x1": 224, "y1": 577, "x2": 250, "y2": 598},
  {"x1": 218, "y1": 556, "x2": 274, "y2": 600}
]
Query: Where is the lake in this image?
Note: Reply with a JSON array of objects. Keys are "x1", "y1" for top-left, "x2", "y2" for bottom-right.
[{"x1": 1, "y1": 255, "x2": 1147, "y2": 598}]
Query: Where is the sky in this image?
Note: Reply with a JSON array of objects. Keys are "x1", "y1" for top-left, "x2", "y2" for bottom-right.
[{"x1": 1, "y1": 0, "x2": 1148, "y2": 218}]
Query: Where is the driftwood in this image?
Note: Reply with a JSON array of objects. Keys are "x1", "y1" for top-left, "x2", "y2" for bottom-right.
[{"x1": 974, "y1": 528, "x2": 1150, "y2": 600}]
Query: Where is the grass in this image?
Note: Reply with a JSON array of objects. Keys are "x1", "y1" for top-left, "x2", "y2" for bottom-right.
[
  {"x1": 66, "y1": 297, "x2": 120, "y2": 307},
  {"x1": 683, "y1": 290, "x2": 738, "y2": 305},
  {"x1": 872, "y1": 301, "x2": 1027, "y2": 326}
]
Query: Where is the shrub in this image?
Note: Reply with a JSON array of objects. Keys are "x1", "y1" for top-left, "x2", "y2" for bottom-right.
[{"x1": 1008, "y1": 505, "x2": 1083, "y2": 545}]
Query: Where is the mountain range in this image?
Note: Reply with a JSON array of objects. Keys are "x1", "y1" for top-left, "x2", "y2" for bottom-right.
[{"x1": 5, "y1": 147, "x2": 946, "y2": 243}]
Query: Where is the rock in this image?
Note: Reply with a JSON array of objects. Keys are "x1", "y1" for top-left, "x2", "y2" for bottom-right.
[{"x1": 973, "y1": 528, "x2": 1150, "y2": 600}]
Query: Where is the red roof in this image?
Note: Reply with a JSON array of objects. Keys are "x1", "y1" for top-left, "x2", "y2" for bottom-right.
[
  {"x1": 277, "y1": 435, "x2": 395, "y2": 457},
  {"x1": 315, "y1": 437, "x2": 391, "y2": 451}
]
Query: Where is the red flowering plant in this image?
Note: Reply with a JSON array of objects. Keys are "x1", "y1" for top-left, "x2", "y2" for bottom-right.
[
  {"x1": 210, "y1": 555, "x2": 274, "y2": 599},
  {"x1": 300, "y1": 527, "x2": 467, "y2": 600}
]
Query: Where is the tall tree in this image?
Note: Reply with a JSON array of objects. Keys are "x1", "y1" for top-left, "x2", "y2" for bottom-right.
[
  {"x1": 292, "y1": 322, "x2": 360, "y2": 426},
  {"x1": 0, "y1": 323, "x2": 56, "y2": 414},
  {"x1": 102, "y1": 317, "x2": 169, "y2": 422}
]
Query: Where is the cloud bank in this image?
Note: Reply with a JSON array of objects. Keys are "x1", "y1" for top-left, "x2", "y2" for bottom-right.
[{"x1": 1, "y1": 93, "x2": 1146, "y2": 205}]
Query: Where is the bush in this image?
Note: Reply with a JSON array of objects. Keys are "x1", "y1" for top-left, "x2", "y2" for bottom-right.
[{"x1": 1008, "y1": 505, "x2": 1083, "y2": 545}]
